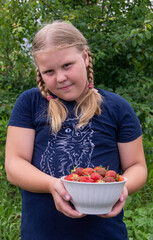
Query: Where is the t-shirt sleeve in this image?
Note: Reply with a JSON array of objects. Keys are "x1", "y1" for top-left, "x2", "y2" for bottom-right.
[
  {"x1": 8, "y1": 90, "x2": 35, "y2": 129},
  {"x1": 116, "y1": 97, "x2": 142, "y2": 143}
]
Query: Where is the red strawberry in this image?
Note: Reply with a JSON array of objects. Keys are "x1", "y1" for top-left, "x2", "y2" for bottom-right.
[
  {"x1": 79, "y1": 176, "x2": 94, "y2": 182},
  {"x1": 105, "y1": 170, "x2": 117, "y2": 179},
  {"x1": 90, "y1": 172, "x2": 103, "y2": 182},
  {"x1": 64, "y1": 173, "x2": 80, "y2": 181},
  {"x1": 117, "y1": 175, "x2": 125, "y2": 182},
  {"x1": 82, "y1": 167, "x2": 94, "y2": 176},
  {"x1": 71, "y1": 167, "x2": 84, "y2": 176},
  {"x1": 94, "y1": 166, "x2": 101, "y2": 171},
  {"x1": 96, "y1": 167, "x2": 107, "y2": 177},
  {"x1": 103, "y1": 177, "x2": 116, "y2": 182}
]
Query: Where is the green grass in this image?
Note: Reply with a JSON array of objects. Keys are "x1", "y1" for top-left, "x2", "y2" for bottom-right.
[
  {"x1": 124, "y1": 178, "x2": 153, "y2": 239},
  {"x1": 0, "y1": 117, "x2": 21, "y2": 240},
  {"x1": 0, "y1": 170, "x2": 21, "y2": 240}
]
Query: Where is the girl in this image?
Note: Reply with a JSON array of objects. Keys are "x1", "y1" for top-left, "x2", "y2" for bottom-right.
[{"x1": 5, "y1": 20, "x2": 147, "y2": 240}]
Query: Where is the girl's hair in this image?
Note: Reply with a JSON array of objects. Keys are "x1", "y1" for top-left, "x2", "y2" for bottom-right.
[{"x1": 32, "y1": 20, "x2": 102, "y2": 134}]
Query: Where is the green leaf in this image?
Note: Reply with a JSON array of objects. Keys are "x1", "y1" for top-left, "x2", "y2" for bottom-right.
[
  {"x1": 145, "y1": 30, "x2": 151, "y2": 39},
  {"x1": 138, "y1": 33, "x2": 144, "y2": 40},
  {"x1": 0, "y1": 205, "x2": 5, "y2": 215},
  {"x1": 132, "y1": 39, "x2": 137, "y2": 47},
  {"x1": 146, "y1": 24, "x2": 152, "y2": 30}
]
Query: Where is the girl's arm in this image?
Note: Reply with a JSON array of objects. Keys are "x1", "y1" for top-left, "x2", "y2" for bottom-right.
[
  {"x1": 118, "y1": 135, "x2": 147, "y2": 195},
  {"x1": 98, "y1": 135, "x2": 147, "y2": 218},
  {"x1": 5, "y1": 126, "x2": 84, "y2": 218}
]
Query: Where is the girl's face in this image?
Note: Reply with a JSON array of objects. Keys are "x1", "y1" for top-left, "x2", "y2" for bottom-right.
[{"x1": 36, "y1": 46, "x2": 89, "y2": 102}]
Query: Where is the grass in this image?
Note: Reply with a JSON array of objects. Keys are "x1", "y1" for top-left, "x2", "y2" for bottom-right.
[
  {"x1": 0, "y1": 117, "x2": 21, "y2": 240},
  {"x1": 124, "y1": 178, "x2": 153, "y2": 239},
  {"x1": 0, "y1": 169, "x2": 21, "y2": 240}
]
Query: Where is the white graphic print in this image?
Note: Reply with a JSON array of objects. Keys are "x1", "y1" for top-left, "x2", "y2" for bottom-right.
[{"x1": 40, "y1": 118, "x2": 95, "y2": 177}]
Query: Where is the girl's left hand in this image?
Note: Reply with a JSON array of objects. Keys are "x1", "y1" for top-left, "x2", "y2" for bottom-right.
[{"x1": 97, "y1": 185, "x2": 128, "y2": 218}]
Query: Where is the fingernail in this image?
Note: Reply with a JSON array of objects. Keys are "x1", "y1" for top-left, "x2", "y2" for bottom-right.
[
  {"x1": 121, "y1": 196, "x2": 124, "y2": 201},
  {"x1": 64, "y1": 195, "x2": 69, "y2": 200}
]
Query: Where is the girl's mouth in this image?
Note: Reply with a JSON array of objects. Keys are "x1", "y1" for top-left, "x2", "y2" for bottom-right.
[{"x1": 60, "y1": 84, "x2": 73, "y2": 90}]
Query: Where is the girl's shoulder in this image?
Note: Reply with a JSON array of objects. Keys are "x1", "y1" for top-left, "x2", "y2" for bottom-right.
[
  {"x1": 98, "y1": 88, "x2": 127, "y2": 104},
  {"x1": 15, "y1": 87, "x2": 44, "y2": 105},
  {"x1": 8, "y1": 88, "x2": 46, "y2": 129},
  {"x1": 97, "y1": 88, "x2": 132, "y2": 110},
  {"x1": 97, "y1": 88, "x2": 142, "y2": 142},
  {"x1": 18, "y1": 87, "x2": 41, "y2": 98}
]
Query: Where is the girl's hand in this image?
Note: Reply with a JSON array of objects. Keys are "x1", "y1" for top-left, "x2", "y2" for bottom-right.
[
  {"x1": 97, "y1": 185, "x2": 128, "y2": 218},
  {"x1": 49, "y1": 177, "x2": 86, "y2": 218}
]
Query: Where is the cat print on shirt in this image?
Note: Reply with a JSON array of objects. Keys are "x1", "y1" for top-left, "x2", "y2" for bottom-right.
[{"x1": 40, "y1": 118, "x2": 95, "y2": 177}]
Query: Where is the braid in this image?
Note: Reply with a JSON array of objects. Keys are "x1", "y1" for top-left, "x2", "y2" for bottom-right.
[
  {"x1": 36, "y1": 68, "x2": 50, "y2": 98},
  {"x1": 87, "y1": 50, "x2": 94, "y2": 85},
  {"x1": 36, "y1": 67, "x2": 68, "y2": 134},
  {"x1": 75, "y1": 49, "x2": 102, "y2": 128}
]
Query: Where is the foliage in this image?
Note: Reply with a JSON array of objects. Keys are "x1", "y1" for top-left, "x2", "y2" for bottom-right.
[
  {"x1": 0, "y1": 0, "x2": 153, "y2": 93},
  {"x1": 0, "y1": 175, "x2": 21, "y2": 240},
  {"x1": 0, "y1": 0, "x2": 153, "y2": 239},
  {"x1": 124, "y1": 178, "x2": 153, "y2": 239},
  {"x1": 114, "y1": 74, "x2": 153, "y2": 179}
]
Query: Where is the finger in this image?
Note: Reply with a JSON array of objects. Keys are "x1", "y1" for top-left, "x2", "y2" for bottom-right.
[
  {"x1": 54, "y1": 179, "x2": 71, "y2": 201},
  {"x1": 120, "y1": 186, "x2": 128, "y2": 202},
  {"x1": 98, "y1": 198, "x2": 126, "y2": 218},
  {"x1": 105, "y1": 186, "x2": 128, "y2": 217},
  {"x1": 61, "y1": 200, "x2": 86, "y2": 218},
  {"x1": 55, "y1": 194, "x2": 86, "y2": 218},
  {"x1": 52, "y1": 179, "x2": 86, "y2": 218},
  {"x1": 52, "y1": 185, "x2": 85, "y2": 218},
  {"x1": 98, "y1": 186, "x2": 128, "y2": 218}
]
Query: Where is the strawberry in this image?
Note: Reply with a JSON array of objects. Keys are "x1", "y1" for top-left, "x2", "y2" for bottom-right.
[
  {"x1": 94, "y1": 166, "x2": 102, "y2": 171},
  {"x1": 79, "y1": 176, "x2": 94, "y2": 182},
  {"x1": 90, "y1": 172, "x2": 103, "y2": 182},
  {"x1": 64, "y1": 173, "x2": 80, "y2": 181},
  {"x1": 63, "y1": 166, "x2": 123, "y2": 183},
  {"x1": 117, "y1": 175, "x2": 125, "y2": 182},
  {"x1": 71, "y1": 167, "x2": 84, "y2": 176},
  {"x1": 82, "y1": 167, "x2": 94, "y2": 176},
  {"x1": 103, "y1": 176, "x2": 116, "y2": 182},
  {"x1": 105, "y1": 170, "x2": 117, "y2": 180},
  {"x1": 96, "y1": 167, "x2": 107, "y2": 177}
]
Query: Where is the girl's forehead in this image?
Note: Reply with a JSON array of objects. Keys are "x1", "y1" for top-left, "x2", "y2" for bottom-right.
[
  {"x1": 35, "y1": 47, "x2": 84, "y2": 68},
  {"x1": 36, "y1": 46, "x2": 82, "y2": 60},
  {"x1": 36, "y1": 44, "x2": 80, "y2": 54}
]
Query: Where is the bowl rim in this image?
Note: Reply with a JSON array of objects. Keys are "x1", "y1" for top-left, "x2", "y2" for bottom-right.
[{"x1": 61, "y1": 176, "x2": 127, "y2": 184}]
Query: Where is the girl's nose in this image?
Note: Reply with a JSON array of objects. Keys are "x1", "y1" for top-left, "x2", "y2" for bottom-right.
[{"x1": 56, "y1": 70, "x2": 67, "y2": 83}]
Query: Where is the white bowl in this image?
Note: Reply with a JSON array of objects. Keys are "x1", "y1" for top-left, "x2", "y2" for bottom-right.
[{"x1": 61, "y1": 176, "x2": 127, "y2": 215}]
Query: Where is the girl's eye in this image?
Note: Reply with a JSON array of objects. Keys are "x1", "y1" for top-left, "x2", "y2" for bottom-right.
[
  {"x1": 45, "y1": 70, "x2": 54, "y2": 75},
  {"x1": 64, "y1": 63, "x2": 71, "y2": 69}
]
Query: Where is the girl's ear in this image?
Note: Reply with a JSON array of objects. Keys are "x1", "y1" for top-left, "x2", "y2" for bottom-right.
[{"x1": 83, "y1": 48, "x2": 89, "y2": 67}]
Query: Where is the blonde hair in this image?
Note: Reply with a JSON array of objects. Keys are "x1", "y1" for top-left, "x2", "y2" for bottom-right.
[{"x1": 32, "y1": 20, "x2": 102, "y2": 134}]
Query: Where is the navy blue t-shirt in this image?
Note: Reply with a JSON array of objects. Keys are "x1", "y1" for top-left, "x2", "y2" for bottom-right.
[{"x1": 8, "y1": 88, "x2": 142, "y2": 240}]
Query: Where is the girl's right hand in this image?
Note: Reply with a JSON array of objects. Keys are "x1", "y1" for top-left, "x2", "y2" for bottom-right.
[{"x1": 49, "y1": 177, "x2": 86, "y2": 218}]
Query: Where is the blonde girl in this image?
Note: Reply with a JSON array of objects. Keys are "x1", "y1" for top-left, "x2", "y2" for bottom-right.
[{"x1": 5, "y1": 20, "x2": 147, "y2": 240}]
